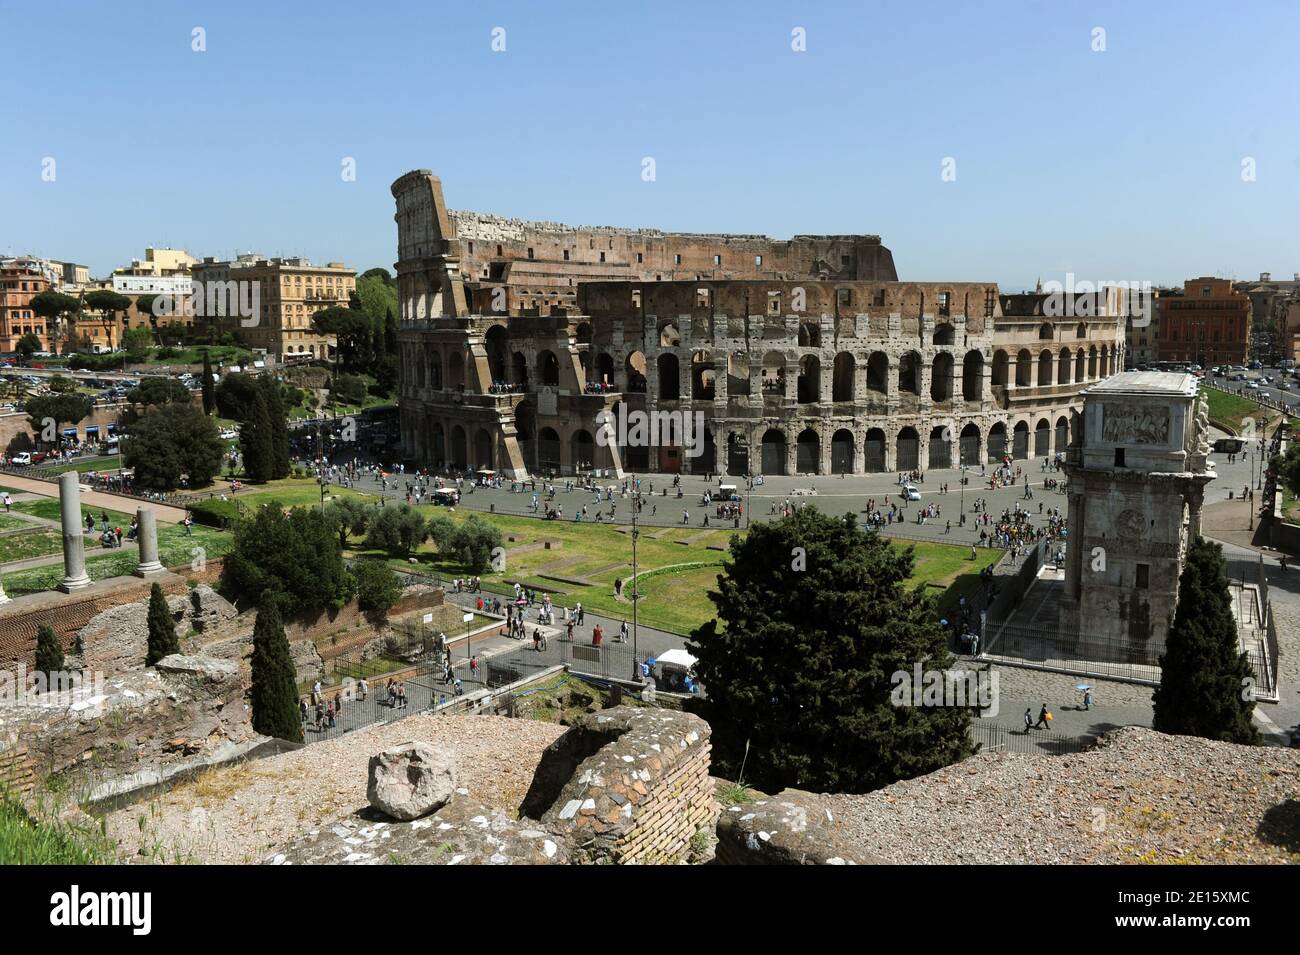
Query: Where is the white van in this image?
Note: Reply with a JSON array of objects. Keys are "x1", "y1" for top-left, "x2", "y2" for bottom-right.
[{"x1": 901, "y1": 483, "x2": 922, "y2": 501}]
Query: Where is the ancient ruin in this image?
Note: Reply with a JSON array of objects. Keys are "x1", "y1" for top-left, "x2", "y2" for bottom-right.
[{"x1": 392, "y1": 171, "x2": 1127, "y2": 477}]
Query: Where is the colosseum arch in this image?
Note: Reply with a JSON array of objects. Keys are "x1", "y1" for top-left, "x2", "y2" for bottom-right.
[
  {"x1": 1034, "y1": 418, "x2": 1051, "y2": 457},
  {"x1": 1012, "y1": 420, "x2": 1030, "y2": 459},
  {"x1": 987, "y1": 421, "x2": 1007, "y2": 460},
  {"x1": 447, "y1": 351, "x2": 466, "y2": 390},
  {"x1": 1057, "y1": 347, "x2": 1072, "y2": 384},
  {"x1": 796, "y1": 427, "x2": 820, "y2": 474},
  {"x1": 865, "y1": 428, "x2": 886, "y2": 472},
  {"x1": 898, "y1": 351, "x2": 921, "y2": 395},
  {"x1": 428, "y1": 349, "x2": 443, "y2": 390},
  {"x1": 450, "y1": 424, "x2": 468, "y2": 468},
  {"x1": 691, "y1": 351, "x2": 716, "y2": 400},
  {"x1": 430, "y1": 423, "x2": 445, "y2": 464},
  {"x1": 934, "y1": 323, "x2": 956, "y2": 346},
  {"x1": 658, "y1": 353, "x2": 681, "y2": 400},
  {"x1": 658, "y1": 321, "x2": 681, "y2": 347},
  {"x1": 575, "y1": 322, "x2": 592, "y2": 345},
  {"x1": 896, "y1": 426, "x2": 920, "y2": 471},
  {"x1": 728, "y1": 352, "x2": 750, "y2": 396},
  {"x1": 831, "y1": 428, "x2": 854, "y2": 474},
  {"x1": 485, "y1": 325, "x2": 509, "y2": 382},
  {"x1": 1016, "y1": 349, "x2": 1033, "y2": 387},
  {"x1": 1074, "y1": 348, "x2": 1086, "y2": 381},
  {"x1": 473, "y1": 427, "x2": 493, "y2": 469},
  {"x1": 537, "y1": 427, "x2": 561, "y2": 473},
  {"x1": 1037, "y1": 349, "x2": 1053, "y2": 386},
  {"x1": 511, "y1": 351, "x2": 528, "y2": 387},
  {"x1": 595, "y1": 352, "x2": 615, "y2": 388},
  {"x1": 959, "y1": 423, "x2": 981, "y2": 465},
  {"x1": 761, "y1": 428, "x2": 787, "y2": 475},
  {"x1": 625, "y1": 351, "x2": 647, "y2": 392},
  {"x1": 1055, "y1": 415, "x2": 1069, "y2": 452},
  {"x1": 866, "y1": 352, "x2": 888, "y2": 393},
  {"x1": 832, "y1": 353, "x2": 854, "y2": 402},
  {"x1": 797, "y1": 355, "x2": 820, "y2": 403},
  {"x1": 928, "y1": 425, "x2": 951, "y2": 469},
  {"x1": 1038, "y1": 322, "x2": 1054, "y2": 340},
  {"x1": 571, "y1": 429, "x2": 595, "y2": 471},
  {"x1": 537, "y1": 350, "x2": 559, "y2": 387},
  {"x1": 797, "y1": 321, "x2": 820, "y2": 347},
  {"x1": 931, "y1": 352, "x2": 954, "y2": 401},
  {"x1": 762, "y1": 351, "x2": 786, "y2": 395},
  {"x1": 991, "y1": 350, "x2": 1008, "y2": 387},
  {"x1": 963, "y1": 350, "x2": 984, "y2": 400},
  {"x1": 1088, "y1": 346, "x2": 1098, "y2": 379}
]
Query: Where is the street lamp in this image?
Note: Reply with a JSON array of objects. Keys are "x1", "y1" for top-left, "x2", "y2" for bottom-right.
[{"x1": 630, "y1": 485, "x2": 640, "y2": 680}]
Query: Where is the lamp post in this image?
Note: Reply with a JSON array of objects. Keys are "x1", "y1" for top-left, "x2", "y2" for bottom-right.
[{"x1": 630, "y1": 486, "x2": 640, "y2": 680}]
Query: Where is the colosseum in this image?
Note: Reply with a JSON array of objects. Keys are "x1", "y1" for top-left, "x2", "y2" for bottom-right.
[{"x1": 393, "y1": 170, "x2": 1127, "y2": 478}]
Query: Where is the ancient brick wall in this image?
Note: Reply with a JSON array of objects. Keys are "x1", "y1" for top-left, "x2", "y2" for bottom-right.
[{"x1": 525, "y1": 707, "x2": 718, "y2": 864}]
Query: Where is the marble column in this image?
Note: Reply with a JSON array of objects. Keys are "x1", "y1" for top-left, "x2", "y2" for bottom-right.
[
  {"x1": 0, "y1": 575, "x2": 10, "y2": 605},
  {"x1": 134, "y1": 507, "x2": 164, "y2": 577},
  {"x1": 57, "y1": 471, "x2": 91, "y2": 592}
]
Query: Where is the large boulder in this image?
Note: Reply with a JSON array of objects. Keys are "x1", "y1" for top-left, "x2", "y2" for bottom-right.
[{"x1": 366, "y1": 742, "x2": 457, "y2": 821}]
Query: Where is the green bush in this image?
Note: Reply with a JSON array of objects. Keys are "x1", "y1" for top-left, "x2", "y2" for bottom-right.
[
  {"x1": 353, "y1": 559, "x2": 402, "y2": 613},
  {"x1": 187, "y1": 498, "x2": 241, "y2": 528}
]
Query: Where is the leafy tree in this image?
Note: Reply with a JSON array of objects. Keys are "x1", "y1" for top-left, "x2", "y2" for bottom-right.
[
  {"x1": 122, "y1": 402, "x2": 224, "y2": 489},
  {"x1": 1152, "y1": 537, "x2": 1259, "y2": 744},
  {"x1": 46, "y1": 374, "x2": 76, "y2": 394},
  {"x1": 450, "y1": 514, "x2": 503, "y2": 574},
  {"x1": 15, "y1": 333, "x2": 43, "y2": 358},
  {"x1": 214, "y1": 372, "x2": 261, "y2": 421},
  {"x1": 323, "y1": 497, "x2": 371, "y2": 549},
  {"x1": 145, "y1": 583, "x2": 180, "y2": 665},
  {"x1": 425, "y1": 514, "x2": 457, "y2": 553},
  {"x1": 222, "y1": 504, "x2": 354, "y2": 614},
  {"x1": 331, "y1": 372, "x2": 368, "y2": 406},
  {"x1": 363, "y1": 504, "x2": 426, "y2": 556},
  {"x1": 34, "y1": 624, "x2": 64, "y2": 678},
  {"x1": 200, "y1": 350, "x2": 215, "y2": 415},
  {"x1": 83, "y1": 289, "x2": 132, "y2": 323},
  {"x1": 25, "y1": 393, "x2": 93, "y2": 451},
  {"x1": 122, "y1": 326, "x2": 154, "y2": 360},
  {"x1": 353, "y1": 559, "x2": 401, "y2": 613},
  {"x1": 29, "y1": 290, "x2": 80, "y2": 325},
  {"x1": 687, "y1": 508, "x2": 976, "y2": 793},
  {"x1": 128, "y1": 376, "x2": 190, "y2": 408},
  {"x1": 249, "y1": 594, "x2": 304, "y2": 743},
  {"x1": 312, "y1": 305, "x2": 373, "y2": 372}
]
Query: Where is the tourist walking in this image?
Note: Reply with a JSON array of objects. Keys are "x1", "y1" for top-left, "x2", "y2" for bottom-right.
[{"x1": 1034, "y1": 703, "x2": 1052, "y2": 730}]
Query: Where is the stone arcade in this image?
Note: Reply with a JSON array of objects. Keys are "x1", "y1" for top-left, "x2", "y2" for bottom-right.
[{"x1": 391, "y1": 170, "x2": 1128, "y2": 478}]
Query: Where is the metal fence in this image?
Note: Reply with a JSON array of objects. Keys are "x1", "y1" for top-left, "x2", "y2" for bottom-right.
[{"x1": 969, "y1": 720, "x2": 1094, "y2": 756}]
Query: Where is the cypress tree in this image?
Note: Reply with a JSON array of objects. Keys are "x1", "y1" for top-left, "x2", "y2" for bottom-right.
[
  {"x1": 201, "y1": 350, "x2": 215, "y2": 415},
  {"x1": 249, "y1": 593, "x2": 304, "y2": 743},
  {"x1": 1152, "y1": 537, "x2": 1259, "y2": 744},
  {"x1": 145, "y1": 582, "x2": 180, "y2": 665},
  {"x1": 239, "y1": 391, "x2": 275, "y2": 482},
  {"x1": 257, "y1": 376, "x2": 291, "y2": 479},
  {"x1": 34, "y1": 624, "x2": 64, "y2": 678}
]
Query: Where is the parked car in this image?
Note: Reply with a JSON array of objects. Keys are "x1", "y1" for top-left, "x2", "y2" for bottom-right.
[
  {"x1": 10, "y1": 452, "x2": 30, "y2": 466},
  {"x1": 901, "y1": 483, "x2": 922, "y2": 501}
]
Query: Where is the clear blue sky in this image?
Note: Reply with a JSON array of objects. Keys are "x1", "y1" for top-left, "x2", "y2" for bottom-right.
[{"x1": 3, "y1": 0, "x2": 1298, "y2": 290}]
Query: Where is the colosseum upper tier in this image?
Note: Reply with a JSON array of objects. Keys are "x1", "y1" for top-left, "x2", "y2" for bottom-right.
[{"x1": 392, "y1": 170, "x2": 1126, "y2": 478}]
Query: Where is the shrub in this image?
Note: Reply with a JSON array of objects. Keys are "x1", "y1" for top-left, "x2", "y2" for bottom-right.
[{"x1": 354, "y1": 560, "x2": 402, "y2": 613}]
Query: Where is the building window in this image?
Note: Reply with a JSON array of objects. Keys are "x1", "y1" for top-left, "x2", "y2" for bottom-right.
[
  {"x1": 1136, "y1": 564, "x2": 1149, "y2": 589},
  {"x1": 713, "y1": 255, "x2": 721, "y2": 266},
  {"x1": 636, "y1": 252, "x2": 643, "y2": 264},
  {"x1": 755, "y1": 255, "x2": 763, "y2": 267},
  {"x1": 938, "y1": 291, "x2": 951, "y2": 315},
  {"x1": 1114, "y1": 448, "x2": 1125, "y2": 468},
  {"x1": 674, "y1": 254, "x2": 682, "y2": 266},
  {"x1": 563, "y1": 249, "x2": 569, "y2": 261},
  {"x1": 837, "y1": 288, "x2": 852, "y2": 307},
  {"x1": 527, "y1": 248, "x2": 534, "y2": 259},
  {"x1": 985, "y1": 289, "x2": 996, "y2": 317},
  {"x1": 496, "y1": 245, "x2": 503, "y2": 256},
  {"x1": 768, "y1": 292, "x2": 781, "y2": 315},
  {"x1": 599, "y1": 252, "x2": 606, "y2": 263}
]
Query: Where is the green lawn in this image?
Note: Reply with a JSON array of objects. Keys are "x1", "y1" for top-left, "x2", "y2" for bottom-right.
[
  {"x1": 12, "y1": 499, "x2": 133, "y2": 526},
  {"x1": 0, "y1": 528, "x2": 62, "y2": 563},
  {"x1": 1202, "y1": 385, "x2": 1277, "y2": 434},
  {"x1": 353, "y1": 509, "x2": 1004, "y2": 635},
  {"x1": 41, "y1": 456, "x2": 120, "y2": 475},
  {"x1": 0, "y1": 797, "x2": 112, "y2": 864},
  {"x1": 185, "y1": 477, "x2": 377, "y2": 514}
]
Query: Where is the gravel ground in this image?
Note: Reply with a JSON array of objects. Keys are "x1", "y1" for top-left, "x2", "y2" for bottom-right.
[
  {"x1": 101, "y1": 715, "x2": 566, "y2": 864},
  {"x1": 820, "y1": 726, "x2": 1299, "y2": 864}
]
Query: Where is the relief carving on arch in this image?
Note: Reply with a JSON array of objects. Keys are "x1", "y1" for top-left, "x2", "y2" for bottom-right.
[{"x1": 1102, "y1": 403, "x2": 1169, "y2": 445}]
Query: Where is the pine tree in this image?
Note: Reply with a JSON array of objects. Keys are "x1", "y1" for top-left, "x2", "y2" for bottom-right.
[
  {"x1": 200, "y1": 350, "x2": 215, "y2": 415},
  {"x1": 249, "y1": 594, "x2": 304, "y2": 743},
  {"x1": 34, "y1": 624, "x2": 64, "y2": 678},
  {"x1": 687, "y1": 508, "x2": 976, "y2": 793},
  {"x1": 1152, "y1": 537, "x2": 1259, "y2": 744},
  {"x1": 239, "y1": 391, "x2": 275, "y2": 482},
  {"x1": 145, "y1": 582, "x2": 179, "y2": 665}
]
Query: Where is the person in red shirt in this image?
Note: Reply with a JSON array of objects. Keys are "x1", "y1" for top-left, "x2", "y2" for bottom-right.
[{"x1": 592, "y1": 624, "x2": 604, "y2": 647}]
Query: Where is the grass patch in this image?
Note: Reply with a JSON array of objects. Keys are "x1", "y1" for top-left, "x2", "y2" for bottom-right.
[
  {"x1": 715, "y1": 781, "x2": 758, "y2": 806},
  {"x1": 0, "y1": 528, "x2": 62, "y2": 563},
  {"x1": 0, "y1": 796, "x2": 113, "y2": 864},
  {"x1": 1202, "y1": 385, "x2": 1275, "y2": 433}
]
